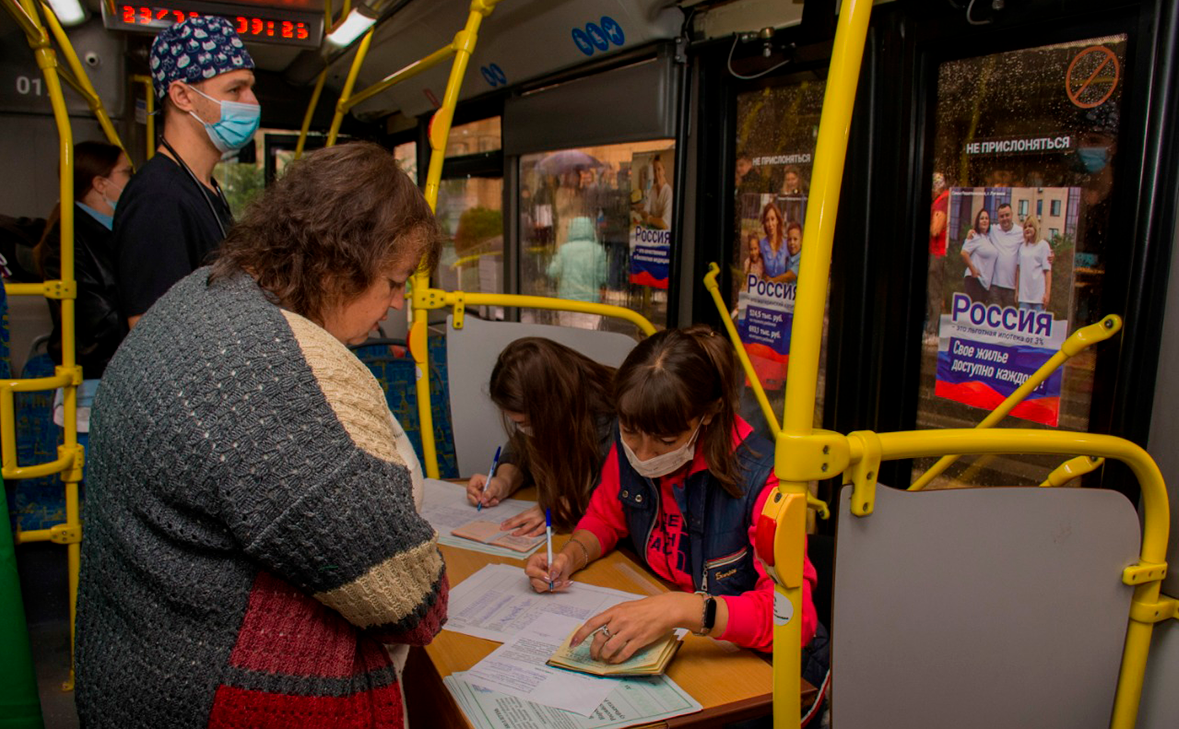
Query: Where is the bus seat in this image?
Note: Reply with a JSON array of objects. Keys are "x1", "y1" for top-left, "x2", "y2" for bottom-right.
[
  {"x1": 445, "y1": 315, "x2": 637, "y2": 478},
  {"x1": 831, "y1": 483, "x2": 1140, "y2": 728},
  {"x1": 352, "y1": 335, "x2": 458, "y2": 479},
  {"x1": 9, "y1": 353, "x2": 70, "y2": 533}
]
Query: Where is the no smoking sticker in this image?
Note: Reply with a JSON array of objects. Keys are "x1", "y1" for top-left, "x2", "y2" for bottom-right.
[
  {"x1": 773, "y1": 591, "x2": 794, "y2": 626},
  {"x1": 1066, "y1": 46, "x2": 1119, "y2": 109}
]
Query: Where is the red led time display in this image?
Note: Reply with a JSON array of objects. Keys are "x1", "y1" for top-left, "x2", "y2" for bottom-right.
[{"x1": 104, "y1": 3, "x2": 323, "y2": 48}]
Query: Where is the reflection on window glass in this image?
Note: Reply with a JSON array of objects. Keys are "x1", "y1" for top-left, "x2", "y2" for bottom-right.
[
  {"x1": 918, "y1": 35, "x2": 1126, "y2": 490},
  {"x1": 394, "y1": 141, "x2": 417, "y2": 183},
  {"x1": 519, "y1": 140, "x2": 674, "y2": 333},
  {"x1": 445, "y1": 117, "x2": 502, "y2": 158},
  {"x1": 731, "y1": 79, "x2": 828, "y2": 439},
  {"x1": 435, "y1": 176, "x2": 504, "y2": 314}
]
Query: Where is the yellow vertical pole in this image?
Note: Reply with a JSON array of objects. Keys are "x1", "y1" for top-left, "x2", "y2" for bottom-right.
[
  {"x1": 412, "y1": 0, "x2": 499, "y2": 479},
  {"x1": 326, "y1": 28, "x2": 375, "y2": 147},
  {"x1": 40, "y1": 2, "x2": 126, "y2": 156},
  {"x1": 132, "y1": 75, "x2": 155, "y2": 160},
  {"x1": 295, "y1": 69, "x2": 328, "y2": 160},
  {"x1": 18, "y1": 0, "x2": 82, "y2": 690},
  {"x1": 770, "y1": 1, "x2": 873, "y2": 726}
]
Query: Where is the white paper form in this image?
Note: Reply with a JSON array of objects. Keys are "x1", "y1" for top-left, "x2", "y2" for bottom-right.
[
  {"x1": 422, "y1": 478, "x2": 543, "y2": 558},
  {"x1": 444, "y1": 671, "x2": 702, "y2": 729},
  {"x1": 465, "y1": 613, "x2": 616, "y2": 716},
  {"x1": 446, "y1": 563, "x2": 642, "y2": 643}
]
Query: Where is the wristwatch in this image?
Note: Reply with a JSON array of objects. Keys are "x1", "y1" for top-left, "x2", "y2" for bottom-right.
[{"x1": 694, "y1": 592, "x2": 717, "y2": 637}]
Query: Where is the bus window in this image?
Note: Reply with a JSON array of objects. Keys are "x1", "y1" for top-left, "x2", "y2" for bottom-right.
[
  {"x1": 435, "y1": 118, "x2": 503, "y2": 310},
  {"x1": 519, "y1": 139, "x2": 674, "y2": 333},
  {"x1": 918, "y1": 35, "x2": 1127, "y2": 488},
  {"x1": 731, "y1": 79, "x2": 828, "y2": 436},
  {"x1": 393, "y1": 140, "x2": 417, "y2": 183}
]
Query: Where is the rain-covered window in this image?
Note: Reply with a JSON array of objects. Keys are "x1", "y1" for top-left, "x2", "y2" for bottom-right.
[
  {"x1": 518, "y1": 140, "x2": 674, "y2": 332},
  {"x1": 730, "y1": 79, "x2": 827, "y2": 438},
  {"x1": 917, "y1": 36, "x2": 1127, "y2": 489}
]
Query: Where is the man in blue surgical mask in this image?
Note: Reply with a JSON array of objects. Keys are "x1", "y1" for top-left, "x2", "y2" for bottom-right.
[{"x1": 113, "y1": 15, "x2": 259, "y2": 328}]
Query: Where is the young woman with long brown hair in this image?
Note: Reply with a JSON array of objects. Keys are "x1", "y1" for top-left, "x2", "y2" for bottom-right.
[
  {"x1": 465, "y1": 337, "x2": 616, "y2": 535},
  {"x1": 524, "y1": 326, "x2": 828, "y2": 720}
]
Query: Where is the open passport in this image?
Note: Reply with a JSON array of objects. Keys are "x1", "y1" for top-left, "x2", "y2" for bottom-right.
[
  {"x1": 449, "y1": 519, "x2": 546, "y2": 553},
  {"x1": 546, "y1": 628, "x2": 682, "y2": 677}
]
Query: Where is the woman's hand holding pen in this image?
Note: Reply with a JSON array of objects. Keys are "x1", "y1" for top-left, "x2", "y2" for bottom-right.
[
  {"x1": 525, "y1": 550, "x2": 574, "y2": 593},
  {"x1": 466, "y1": 473, "x2": 510, "y2": 508}
]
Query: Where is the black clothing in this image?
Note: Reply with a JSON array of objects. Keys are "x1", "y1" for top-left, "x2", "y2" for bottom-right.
[
  {"x1": 40, "y1": 205, "x2": 128, "y2": 379},
  {"x1": 112, "y1": 153, "x2": 232, "y2": 319}
]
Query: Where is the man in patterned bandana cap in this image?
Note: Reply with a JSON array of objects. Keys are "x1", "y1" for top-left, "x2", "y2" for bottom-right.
[{"x1": 113, "y1": 15, "x2": 258, "y2": 329}]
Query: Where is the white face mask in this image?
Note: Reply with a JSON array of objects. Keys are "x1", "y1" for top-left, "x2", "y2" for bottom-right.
[
  {"x1": 514, "y1": 422, "x2": 533, "y2": 437},
  {"x1": 621, "y1": 422, "x2": 702, "y2": 479}
]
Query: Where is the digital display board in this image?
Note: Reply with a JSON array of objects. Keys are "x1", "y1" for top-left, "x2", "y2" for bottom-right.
[{"x1": 102, "y1": 1, "x2": 323, "y2": 49}]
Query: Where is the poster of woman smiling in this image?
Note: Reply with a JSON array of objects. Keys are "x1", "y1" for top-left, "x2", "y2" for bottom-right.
[{"x1": 933, "y1": 186, "x2": 1079, "y2": 426}]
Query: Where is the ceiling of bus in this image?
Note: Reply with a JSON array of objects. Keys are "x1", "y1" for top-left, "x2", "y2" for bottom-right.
[{"x1": 323, "y1": 0, "x2": 684, "y2": 122}]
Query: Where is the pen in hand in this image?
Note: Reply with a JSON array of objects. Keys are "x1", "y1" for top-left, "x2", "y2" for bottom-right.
[
  {"x1": 478, "y1": 445, "x2": 502, "y2": 512},
  {"x1": 545, "y1": 508, "x2": 554, "y2": 592}
]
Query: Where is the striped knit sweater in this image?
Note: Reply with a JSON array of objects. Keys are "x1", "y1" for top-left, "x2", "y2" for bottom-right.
[{"x1": 75, "y1": 268, "x2": 448, "y2": 728}]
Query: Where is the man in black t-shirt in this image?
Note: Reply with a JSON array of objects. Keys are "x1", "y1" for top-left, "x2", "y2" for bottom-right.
[{"x1": 114, "y1": 16, "x2": 259, "y2": 327}]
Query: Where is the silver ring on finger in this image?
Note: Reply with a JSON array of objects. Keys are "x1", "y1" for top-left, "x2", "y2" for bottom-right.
[{"x1": 601, "y1": 626, "x2": 613, "y2": 638}]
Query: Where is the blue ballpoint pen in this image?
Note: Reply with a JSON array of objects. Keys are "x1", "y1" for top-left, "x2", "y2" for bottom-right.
[
  {"x1": 545, "y1": 508, "x2": 554, "y2": 592},
  {"x1": 478, "y1": 445, "x2": 501, "y2": 512}
]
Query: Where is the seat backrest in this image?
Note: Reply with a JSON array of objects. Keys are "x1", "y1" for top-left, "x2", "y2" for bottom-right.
[
  {"x1": 446, "y1": 315, "x2": 637, "y2": 477},
  {"x1": 831, "y1": 483, "x2": 1140, "y2": 729}
]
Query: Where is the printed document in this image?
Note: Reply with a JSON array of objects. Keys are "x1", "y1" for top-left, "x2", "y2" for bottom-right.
[
  {"x1": 421, "y1": 478, "x2": 543, "y2": 558},
  {"x1": 446, "y1": 563, "x2": 642, "y2": 643}
]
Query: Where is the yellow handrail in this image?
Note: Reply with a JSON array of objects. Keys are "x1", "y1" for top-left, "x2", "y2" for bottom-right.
[
  {"x1": 294, "y1": 69, "x2": 328, "y2": 160},
  {"x1": 324, "y1": 0, "x2": 351, "y2": 35},
  {"x1": 910, "y1": 314, "x2": 1123, "y2": 490},
  {"x1": 703, "y1": 262, "x2": 780, "y2": 436},
  {"x1": 2, "y1": 0, "x2": 88, "y2": 691},
  {"x1": 326, "y1": 26, "x2": 376, "y2": 146},
  {"x1": 39, "y1": 2, "x2": 126, "y2": 156},
  {"x1": 131, "y1": 75, "x2": 155, "y2": 160},
  {"x1": 764, "y1": 0, "x2": 873, "y2": 725}
]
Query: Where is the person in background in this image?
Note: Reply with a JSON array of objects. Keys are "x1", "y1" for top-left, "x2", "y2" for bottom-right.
[
  {"x1": 639, "y1": 155, "x2": 673, "y2": 230},
  {"x1": 1015, "y1": 214, "x2": 1053, "y2": 312},
  {"x1": 35, "y1": 141, "x2": 132, "y2": 389},
  {"x1": 114, "y1": 15, "x2": 259, "y2": 328},
  {"x1": 758, "y1": 201, "x2": 793, "y2": 284},
  {"x1": 985, "y1": 202, "x2": 1024, "y2": 308},
  {"x1": 926, "y1": 172, "x2": 950, "y2": 340},
  {"x1": 742, "y1": 232, "x2": 765, "y2": 280},
  {"x1": 546, "y1": 216, "x2": 608, "y2": 329},
  {"x1": 960, "y1": 208, "x2": 999, "y2": 304},
  {"x1": 76, "y1": 142, "x2": 447, "y2": 728},
  {"x1": 783, "y1": 220, "x2": 803, "y2": 284},
  {"x1": 467, "y1": 337, "x2": 616, "y2": 536},
  {"x1": 524, "y1": 327, "x2": 828, "y2": 720}
]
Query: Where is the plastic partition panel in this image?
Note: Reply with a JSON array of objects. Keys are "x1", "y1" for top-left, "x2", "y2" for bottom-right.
[
  {"x1": 831, "y1": 484, "x2": 1140, "y2": 729},
  {"x1": 446, "y1": 315, "x2": 636, "y2": 477},
  {"x1": 502, "y1": 55, "x2": 677, "y2": 156}
]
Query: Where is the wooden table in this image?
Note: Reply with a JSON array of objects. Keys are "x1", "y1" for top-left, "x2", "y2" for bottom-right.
[{"x1": 404, "y1": 484, "x2": 803, "y2": 728}]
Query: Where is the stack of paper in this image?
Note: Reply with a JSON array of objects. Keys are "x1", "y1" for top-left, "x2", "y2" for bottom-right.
[
  {"x1": 547, "y1": 628, "x2": 682, "y2": 677},
  {"x1": 444, "y1": 672, "x2": 703, "y2": 729},
  {"x1": 443, "y1": 564, "x2": 702, "y2": 725}
]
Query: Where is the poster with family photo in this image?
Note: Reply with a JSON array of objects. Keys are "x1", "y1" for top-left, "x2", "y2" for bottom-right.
[
  {"x1": 628, "y1": 150, "x2": 675, "y2": 289},
  {"x1": 933, "y1": 186, "x2": 1079, "y2": 426},
  {"x1": 734, "y1": 191, "x2": 808, "y2": 391}
]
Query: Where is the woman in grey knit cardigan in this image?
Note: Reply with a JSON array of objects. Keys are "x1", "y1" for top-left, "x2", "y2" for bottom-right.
[{"x1": 76, "y1": 142, "x2": 448, "y2": 728}]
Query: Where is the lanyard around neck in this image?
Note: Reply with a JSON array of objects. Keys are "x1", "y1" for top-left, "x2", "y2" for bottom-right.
[{"x1": 160, "y1": 136, "x2": 230, "y2": 239}]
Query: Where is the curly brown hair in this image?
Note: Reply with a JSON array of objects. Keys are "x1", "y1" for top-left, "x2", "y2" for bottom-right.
[{"x1": 211, "y1": 141, "x2": 441, "y2": 323}]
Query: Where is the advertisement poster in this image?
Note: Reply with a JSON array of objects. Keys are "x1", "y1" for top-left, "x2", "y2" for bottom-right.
[
  {"x1": 628, "y1": 150, "x2": 674, "y2": 289},
  {"x1": 934, "y1": 186, "x2": 1079, "y2": 426},
  {"x1": 734, "y1": 190, "x2": 808, "y2": 390}
]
